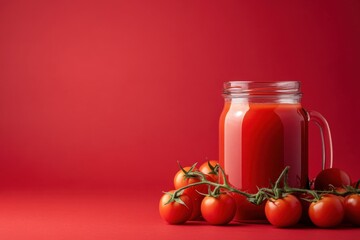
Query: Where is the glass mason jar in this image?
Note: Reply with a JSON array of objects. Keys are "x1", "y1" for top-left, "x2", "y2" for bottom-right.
[{"x1": 219, "y1": 81, "x2": 333, "y2": 222}]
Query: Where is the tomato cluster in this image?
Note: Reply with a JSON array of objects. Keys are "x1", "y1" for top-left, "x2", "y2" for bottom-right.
[
  {"x1": 159, "y1": 162, "x2": 360, "y2": 228},
  {"x1": 265, "y1": 193, "x2": 355, "y2": 228},
  {"x1": 159, "y1": 161, "x2": 237, "y2": 225},
  {"x1": 266, "y1": 168, "x2": 360, "y2": 228}
]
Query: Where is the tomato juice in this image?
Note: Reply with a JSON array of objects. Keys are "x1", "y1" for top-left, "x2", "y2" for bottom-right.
[{"x1": 219, "y1": 100, "x2": 309, "y2": 221}]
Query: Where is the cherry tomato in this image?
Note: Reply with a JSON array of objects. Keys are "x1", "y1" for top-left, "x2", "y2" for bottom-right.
[
  {"x1": 230, "y1": 193, "x2": 266, "y2": 221},
  {"x1": 159, "y1": 191, "x2": 193, "y2": 224},
  {"x1": 297, "y1": 193, "x2": 314, "y2": 225},
  {"x1": 314, "y1": 168, "x2": 351, "y2": 190},
  {"x1": 264, "y1": 194, "x2": 302, "y2": 228},
  {"x1": 327, "y1": 189, "x2": 346, "y2": 204},
  {"x1": 344, "y1": 194, "x2": 360, "y2": 226},
  {"x1": 309, "y1": 194, "x2": 344, "y2": 228},
  {"x1": 173, "y1": 167, "x2": 207, "y2": 197},
  {"x1": 189, "y1": 195, "x2": 204, "y2": 221},
  {"x1": 199, "y1": 160, "x2": 218, "y2": 182},
  {"x1": 201, "y1": 193, "x2": 236, "y2": 225}
]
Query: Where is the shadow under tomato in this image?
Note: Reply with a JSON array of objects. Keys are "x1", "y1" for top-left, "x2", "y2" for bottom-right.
[
  {"x1": 268, "y1": 223, "x2": 358, "y2": 230},
  {"x1": 184, "y1": 220, "x2": 243, "y2": 227},
  {"x1": 182, "y1": 221, "x2": 358, "y2": 229},
  {"x1": 292, "y1": 223, "x2": 358, "y2": 230}
]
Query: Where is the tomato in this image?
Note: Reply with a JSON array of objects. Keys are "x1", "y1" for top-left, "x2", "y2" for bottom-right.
[
  {"x1": 264, "y1": 194, "x2": 302, "y2": 228},
  {"x1": 297, "y1": 193, "x2": 314, "y2": 225},
  {"x1": 199, "y1": 160, "x2": 219, "y2": 182},
  {"x1": 314, "y1": 168, "x2": 351, "y2": 190},
  {"x1": 173, "y1": 167, "x2": 207, "y2": 197},
  {"x1": 230, "y1": 193, "x2": 266, "y2": 221},
  {"x1": 201, "y1": 193, "x2": 236, "y2": 225},
  {"x1": 189, "y1": 195, "x2": 204, "y2": 221},
  {"x1": 344, "y1": 194, "x2": 360, "y2": 225},
  {"x1": 331, "y1": 193, "x2": 346, "y2": 206},
  {"x1": 159, "y1": 191, "x2": 193, "y2": 224},
  {"x1": 308, "y1": 195, "x2": 344, "y2": 228}
]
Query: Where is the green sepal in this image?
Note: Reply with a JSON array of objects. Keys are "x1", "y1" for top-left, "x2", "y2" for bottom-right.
[
  {"x1": 355, "y1": 180, "x2": 360, "y2": 190},
  {"x1": 247, "y1": 197, "x2": 258, "y2": 205},
  {"x1": 174, "y1": 195, "x2": 189, "y2": 209},
  {"x1": 188, "y1": 162, "x2": 198, "y2": 173},
  {"x1": 177, "y1": 161, "x2": 199, "y2": 179},
  {"x1": 177, "y1": 189, "x2": 185, "y2": 196},
  {"x1": 206, "y1": 161, "x2": 219, "y2": 175},
  {"x1": 162, "y1": 191, "x2": 175, "y2": 205}
]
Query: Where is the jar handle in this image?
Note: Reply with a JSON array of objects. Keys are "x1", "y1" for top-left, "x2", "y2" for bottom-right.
[{"x1": 308, "y1": 110, "x2": 333, "y2": 169}]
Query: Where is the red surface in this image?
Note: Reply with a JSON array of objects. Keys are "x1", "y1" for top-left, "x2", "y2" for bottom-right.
[{"x1": 0, "y1": 0, "x2": 360, "y2": 239}]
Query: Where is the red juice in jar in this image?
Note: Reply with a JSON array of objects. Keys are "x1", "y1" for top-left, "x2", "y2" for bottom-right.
[{"x1": 219, "y1": 81, "x2": 333, "y2": 222}]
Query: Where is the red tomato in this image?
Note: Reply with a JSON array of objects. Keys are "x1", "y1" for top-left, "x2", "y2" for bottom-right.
[
  {"x1": 264, "y1": 194, "x2": 302, "y2": 228},
  {"x1": 309, "y1": 195, "x2": 344, "y2": 228},
  {"x1": 314, "y1": 168, "x2": 351, "y2": 190},
  {"x1": 189, "y1": 195, "x2": 204, "y2": 221},
  {"x1": 173, "y1": 167, "x2": 207, "y2": 197},
  {"x1": 199, "y1": 160, "x2": 219, "y2": 182},
  {"x1": 159, "y1": 191, "x2": 193, "y2": 224},
  {"x1": 230, "y1": 193, "x2": 266, "y2": 221},
  {"x1": 201, "y1": 193, "x2": 236, "y2": 225},
  {"x1": 344, "y1": 194, "x2": 360, "y2": 226},
  {"x1": 297, "y1": 193, "x2": 314, "y2": 225}
]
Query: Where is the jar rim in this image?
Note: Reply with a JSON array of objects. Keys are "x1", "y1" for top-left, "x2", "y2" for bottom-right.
[
  {"x1": 223, "y1": 81, "x2": 302, "y2": 102},
  {"x1": 223, "y1": 81, "x2": 302, "y2": 95}
]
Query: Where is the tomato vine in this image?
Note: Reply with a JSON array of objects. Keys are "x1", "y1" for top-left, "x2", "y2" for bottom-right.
[{"x1": 166, "y1": 163, "x2": 359, "y2": 206}]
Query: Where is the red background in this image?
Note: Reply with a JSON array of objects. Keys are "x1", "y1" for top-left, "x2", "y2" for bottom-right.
[{"x1": 0, "y1": 0, "x2": 359, "y2": 239}]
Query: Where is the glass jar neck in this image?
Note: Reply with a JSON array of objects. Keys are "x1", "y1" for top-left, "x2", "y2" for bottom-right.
[{"x1": 223, "y1": 81, "x2": 302, "y2": 104}]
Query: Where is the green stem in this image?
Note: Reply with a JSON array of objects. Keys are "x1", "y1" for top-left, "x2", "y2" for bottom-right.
[
  {"x1": 218, "y1": 164, "x2": 230, "y2": 187},
  {"x1": 228, "y1": 188, "x2": 254, "y2": 198},
  {"x1": 170, "y1": 164, "x2": 360, "y2": 205},
  {"x1": 172, "y1": 178, "x2": 253, "y2": 199},
  {"x1": 274, "y1": 166, "x2": 289, "y2": 189}
]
